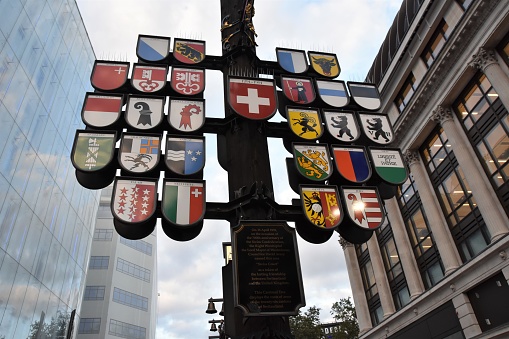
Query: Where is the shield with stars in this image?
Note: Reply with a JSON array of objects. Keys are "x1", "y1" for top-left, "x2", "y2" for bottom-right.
[
  {"x1": 300, "y1": 185, "x2": 342, "y2": 229},
  {"x1": 168, "y1": 98, "x2": 205, "y2": 132},
  {"x1": 308, "y1": 52, "x2": 340, "y2": 78},
  {"x1": 119, "y1": 133, "x2": 161, "y2": 173},
  {"x1": 131, "y1": 64, "x2": 167, "y2": 93},
  {"x1": 112, "y1": 178, "x2": 158, "y2": 224},
  {"x1": 170, "y1": 67, "x2": 205, "y2": 96},
  {"x1": 173, "y1": 38, "x2": 205, "y2": 64},
  {"x1": 90, "y1": 61, "x2": 129, "y2": 91},
  {"x1": 165, "y1": 136, "x2": 205, "y2": 175},
  {"x1": 71, "y1": 130, "x2": 116, "y2": 172},
  {"x1": 125, "y1": 95, "x2": 165, "y2": 130},
  {"x1": 136, "y1": 35, "x2": 171, "y2": 62},
  {"x1": 162, "y1": 179, "x2": 206, "y2": 226},
  {"x1": 281, "y1": 75, "x2": 315, "y2": 104},
  {"x1": 228, "y1": 76, "x2": 277, "y2": 120},
  {"x1": 292, "y1": 143, "x2": 332, "y2": 181},
  {"x1": 342, "y1": 187, "x2": 384, "y2": 230},
  {"x1": 287, "y1": 107, "x2": 323, "y2": 140}
]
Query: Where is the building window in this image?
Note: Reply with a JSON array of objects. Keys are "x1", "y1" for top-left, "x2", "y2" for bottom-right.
[
  {"x1": 84, "y1": 286, "x2": 106, "y2": 300},
  {"x1": 113, "y1": 287, "x2": 148, "y2": 311},
  {"x1": 89, "y1": 256, "x2": 109, "y2": 269},
  {"x1": 421, "y1": 127, "x2": 490, "y2": 262},
  {"x1": 395, "y1": 73, "x2": 416, "y2": 113},
  {"x1": 120, "y1": 237, "x2": 152, "y2": 256},
  {"x1": 497, "y1": 32, "x2": 509, "y2": 67},
  {"x1": 109, "y1": 319, "x2": 146, "y2": 339},
  {"x1": 421, "y1": 19, "x2": 449, "y2": 68},
  {"x1": 454, "y1": 72, "x2": 509, "y2": 216},
  {"x1": 356, "y1": 245, "x2": 382, "y2": 326},
  {"x1": 78, "y1": 318, "x2": 101, "y2": 334},
  {"x1": 117, "y1": 258, "x2": 151, "y2": 282},
  {"x1": 456, "y1": 0, "x2": 473, "y2": 11},
  {"x1": 93, "y1": 229, "x2": 113, "y2": 241}
]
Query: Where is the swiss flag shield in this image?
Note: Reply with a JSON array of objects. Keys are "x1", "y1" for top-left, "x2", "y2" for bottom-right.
[{"x1": 228, "y1": 77, "x2": 277, "y2": 120}]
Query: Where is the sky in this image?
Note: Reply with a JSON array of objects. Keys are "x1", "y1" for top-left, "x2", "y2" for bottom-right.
[{"x1": 74, "y1": 0, "x2": 402, "y2": 337}]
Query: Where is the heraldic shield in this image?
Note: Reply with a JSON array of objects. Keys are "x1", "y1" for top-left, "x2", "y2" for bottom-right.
[
  {"x1": 165, "y1": 135, "x2": 205, "y2": 176},
  {"x1": 276, "y1": 47, "x2": 308, "y2": 74},
  {"x1": 111, "y1": 178, "x2": 158, "y2": 224},
  {"x1": 316, "y1": 80, "x2": 349, "y2": 108},
  {"x1": 369, "y1": 148, "x2": 408, "y2": 185},
  {"x1": 81, "y1": 93, "x2": 123, "y2": 128},
  {"x1": 131, "y1": 64, "x2": 167, "y2": 93},
  {"x1": 332, "y1": 145, "x2": 371, "y2": 183},
  {"x1": 171, "y1": 67, "x2": 205, "y2": 96},
  {"x1": 71, "y1": 130, "x2": 116, "y2": 172},
  {"x1": 292, "y1": 143, "x2": 332, "y2": 181},
  {"x1": 347, "y1": 82, "x2": 381, "y2": 111},
  {"x1": 359, "y1": 113, "x2": 394, "y2": 144},
  {"x1": 125, "y1": 95, "x2": 165, "y2": 130},
  {"x1": 91, "y1": 61, "x2": 129, "y2": 91},
  {"x1": 342, "y1": 187, "x2": 384, "y2": 230},
  {"x1": 162, "y1": 179, "x2": 206, "y2": 227},
  {"x1": 119, "y1": 133, "x2": 161, "y2": 174},
  {"x1": 168, "y1": 98, "x2": 205, "y2": 132},
  {"x1": 308, "y1": 51, "x2": 340, "y2": 78},
  {"x1": 287, "y1": 107, "x2": 323, "y2": 140},
  {"x1": 323, "y1": 110, "x2": 360, "y2": 142},
  {"x1": 136, "y1": 35, "x2": 171, "y2": 62},
  {"x1": 281, "y1": 75, "x2": 315, "y2": 104},
  {"x1": 228, "y1": 76, "x2": 277, "y2": 120},
  {"x1": 173, "y1": 38, "x2": 205, "y2": 64},
  {"x1": 300, "y1": 185, "x2": 342, "y2": 229}
]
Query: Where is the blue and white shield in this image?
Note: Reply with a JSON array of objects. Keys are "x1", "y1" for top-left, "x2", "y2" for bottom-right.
[
  {"x1": 165, "y1": 136, "x2": 205, "y2": 175},
  {"x1": 316, "y1": 80, "x2": 349, "y2": 108},
  {"x1": 136, "y1": 35, "x2": 171, "y2": 62},
  {"x1": 276, "y1": 48, "x2": 308, "y2": 74},
  {"x1": 347, "y1": 82, "x2": 381, "y2": 111}
]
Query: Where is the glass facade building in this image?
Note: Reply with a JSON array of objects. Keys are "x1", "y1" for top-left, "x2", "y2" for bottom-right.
[{"x1": 0, "y1": 0, "x2": 98, "y2": 337}]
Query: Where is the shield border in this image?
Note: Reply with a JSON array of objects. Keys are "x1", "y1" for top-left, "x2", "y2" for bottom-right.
[
  {"x1": 161, "y1": 178, "x2": 206, "y2": 227},
  {"x1": 136, "y1": 34, "x2": 171, "y2": 62},
  {"x1": 347, "y1": 81, "x2": 382, "y2": 111},
  {"x1": 111, "y1": 176, "x2": 159, "y2": 224},
  {"x1": 322, "y1": 109, "x2": 360, "y2": 142},
  {"x1": 165, "y1": 134, "x2": 206, "y2": 175},
  {"x1": 315, "y1": 79, "x2": 350, "y2": 108},
  {"x1": 125, "y1": 94, "x2": 166, "y2": 130},
  {"x1": 71, "y1": 129, "x2": 117, "y2": 172},
  {"x1": 341, "y1": 186, "x2": 385, "y2": 230},
  {"x1": 280, "y1": 75, "x2": 316, "y2": 104},
  {"x1": 81, "y1": 92, "x2": 124, "y2": 128},
  {"x1": 130, "y1": 63, "x2": 168, "y2": 93},
  {"x1": 228, "y1": 76, "x2": 278, "y2": 120},
  {"x1": 299, "y1": 184, "x2": 343, "y2": 229},
  {"x1": 307, "y1": 51, "x2": 341, "y2": 78},
  {"x1": 167, "y1": 97, "x2": 206, "y2": 132},
  {"x1": 331, "y1": 144, "x2": 372, "y2": 183},
  {"x1": 368, "y1": 147, "x2": 408, "y2": 185},
  {"x1": 170, "y1": 66, "x2": 206, "y2": 96},
  {"x1": 90, "y1": 60, "x2": 130, "y2": 91},
  {"x1": 173, "y1": 38, "x2": 206, "y2": 65},
  {"x1": 118, "y1": 132, "x2": 162, "y2": 174},
  {"x1": 358, "y1": 112, "x2": 395, "y2": 145},
  {"x1": 275, "y1": 47, "x2": 309, "y2": 74},
  {"x1": 292, "y1": 142, "x2": 332, "y2": 181},
  {"x1": 286, "y1": 106, "x2": 324, "y2": 140}
]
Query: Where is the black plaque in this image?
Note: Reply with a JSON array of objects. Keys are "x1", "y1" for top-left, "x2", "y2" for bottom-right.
[{"x1": 232, "y1": 220, "x2": 305, "y2": 316}]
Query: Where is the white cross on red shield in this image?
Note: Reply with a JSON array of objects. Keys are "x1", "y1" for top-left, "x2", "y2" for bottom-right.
[{"x1": 228, "y1": 76, "x2": 277, "y2": 120}]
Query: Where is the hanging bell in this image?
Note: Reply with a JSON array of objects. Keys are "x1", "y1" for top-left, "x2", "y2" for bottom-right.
[
  {"x1": 206, "y1": 301, "x2": 217, "y2": 314},
  {"x1": 219, "y1": 303, "x2": 224, "y2": 316},
  {"x1": 210, "y1": 322, "x2": 217, "y2": 332}
]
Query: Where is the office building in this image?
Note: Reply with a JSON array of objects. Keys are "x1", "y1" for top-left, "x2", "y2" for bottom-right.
[
  {"x1": 341, "y1": 0, "x2": 509, "y2": 338},
  {"x1": 77, "y1": 187, "x2": 157, "y2": 339},
  {"x1": 0, "y1": 0, "x2": 98, "y2": 337}
]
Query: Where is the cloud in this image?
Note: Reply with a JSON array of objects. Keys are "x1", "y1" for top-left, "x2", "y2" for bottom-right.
[{"x1": 75, "y1": 0, "x2": 401, "y2": 337}]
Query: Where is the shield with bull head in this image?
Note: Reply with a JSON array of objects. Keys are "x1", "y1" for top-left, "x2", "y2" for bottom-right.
[{"x1": 308, "y1": 51, "x2": 340, "y2": 78}]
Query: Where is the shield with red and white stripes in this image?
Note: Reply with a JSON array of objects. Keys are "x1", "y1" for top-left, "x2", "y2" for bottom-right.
[{"x1": 342, "y1": 187, "x2": 384, "y2": 230}]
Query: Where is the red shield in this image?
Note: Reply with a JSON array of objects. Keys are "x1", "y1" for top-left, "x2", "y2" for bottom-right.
[
  {"x1": 171, "y1": 67, "x2": 205, "y2": 96},
  {"x1": 112, "y1": 178, "x2": 157, "y2": 223},
  {"x1": 131, "y1": 64, "x2": 167, "y2": 93},
  {"x1": 228, "y1": 77, "x2": 277, "y2": 120},
  {"x1": 281, "y1": 76, "x2": 315, "y2": 104},
  {"x1": 91, "y1": 61, "x2": 129, "y2": 91},
  {"x1": 173, "y1": 39, "x2": 205, "y2": 64}
]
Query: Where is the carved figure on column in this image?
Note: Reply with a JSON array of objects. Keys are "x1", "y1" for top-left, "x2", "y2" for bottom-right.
[
  {"x1": 469, "y1": 47, "x2": 498, "y2": 71},
  {"x1": 404, "y1": 150, "x2": 420, "y2": 166},
  {"x1": 431, "y1": 105, "x2": 454, "y2": 124}
]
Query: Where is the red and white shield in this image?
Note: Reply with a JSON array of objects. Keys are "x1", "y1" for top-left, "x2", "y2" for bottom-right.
[
  {"x1": 228, "y1": 77, "x2": 277, "y2": 120},
  {"x1": 131, "y1": 64, "x2": 167, "y2": 93},
  {"x1": 91, "y1": 61, "x2": 129, "y2": 91},
  {"x1": 342, "y1": 187, "x2": 384, "y2": 230},
  {"x1": 112, "y1": 178, "x2": 157, "y2": 223},
  {"x1": 171, "y1": 67, "x2": 205, "y2": 96}
]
